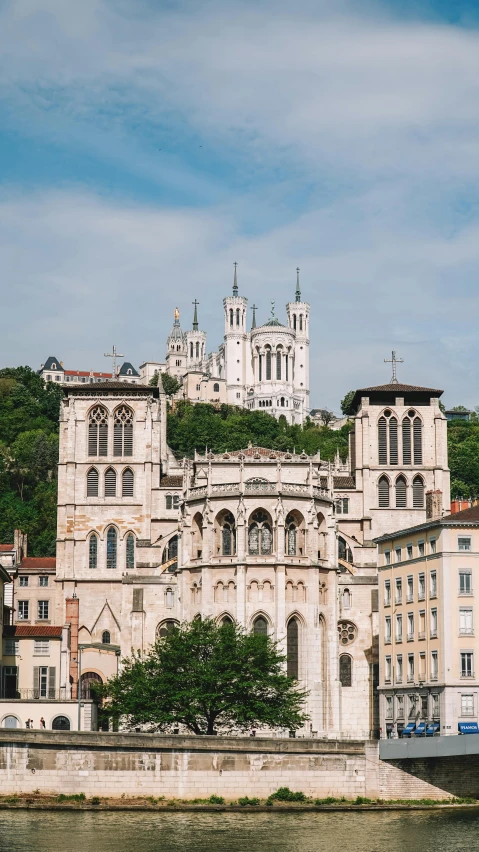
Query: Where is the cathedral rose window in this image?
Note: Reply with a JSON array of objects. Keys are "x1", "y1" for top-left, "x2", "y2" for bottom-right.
[{"x1": 337, "y1": 620, "x2": 357, "y2": 646}]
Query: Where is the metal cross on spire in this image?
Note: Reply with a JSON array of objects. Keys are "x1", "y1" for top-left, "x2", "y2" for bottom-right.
[
  {"x1": 384, "y1": 350, "x2": 404, "y2": 384},
  {"x1": 192, "y1": 299, "x2": 199, "y2": 331},
  {"x1": 271, "y1": 300, "x2": 276, "y2": 318},
  {"x1": 104, "y1": 344, "x2": 124, "y2": 380}
]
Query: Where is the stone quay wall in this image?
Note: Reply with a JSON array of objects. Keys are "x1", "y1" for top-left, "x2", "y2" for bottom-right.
[
  {"x1": 1, "y1": 732, "x2": 479, "y2": 801},
  {"x1": 0, "y1": 732, "x2": 378, "y2": 800}
]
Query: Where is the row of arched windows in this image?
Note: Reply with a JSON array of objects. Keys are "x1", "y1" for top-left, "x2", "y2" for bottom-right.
[
  {"x1": 257, "y1": 346, "x2": 291, "y2": 383},
  {"x1": 202, "y1": 509, "x2": 311, "y2": 558},
  {"x1": 189, "y1": 341, "x2": 205, "y2": 359},
  {"x1": 88, "y1": 405, "x2": 133, "y2": 457},
  {"x1": 87, "y1": 467, "x2": 134, "y2": 497},
  {"x1": 88, "y1": 529, "x2": 135, "y2": 570},
  {"x1": 378, "y1": 475, "x2": 425, "y2": 508},
  {"x1": 229, "y1": 308, "x2": 245, "y2": 328},
  {"x1": 378, "y1": 410, "x2": 422, "y2": 466}
]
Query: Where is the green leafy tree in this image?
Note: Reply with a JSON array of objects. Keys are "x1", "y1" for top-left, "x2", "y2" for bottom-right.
[
  {"x1": 340, "y1": 390, "x2": 356, "y2": 416},
  {"x1": 149, "y1": 371, "x2": 159, "y2": 387},
  {"x1": 160, "y1": 374, "x2": 182, "y2": 397},
  {"x1": 100, "y1": 618, "x2": 309, "y2": 735}
]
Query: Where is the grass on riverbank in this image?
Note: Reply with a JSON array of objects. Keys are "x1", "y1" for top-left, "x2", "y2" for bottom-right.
[{"x1": 0, "y1": 788, "x2": 477, "y2": 811}]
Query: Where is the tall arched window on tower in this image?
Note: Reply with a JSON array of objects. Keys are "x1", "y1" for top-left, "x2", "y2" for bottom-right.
[
  {"x1": 265, "y1": 348, "x2": 272, "y2": 381},
  {"x1": 339, "y1": 654, "x2": 352, "y2": 687},
  {"x1": 126, "y1": 533, "x2": 135, "y2": 570},
  {"x1": 122, "y1": 468, "x2": 134, "y2": 497},
  {"x1": 299, "y1": 315, "x2": 303, "y2": 331},
  {"x1": 236, "y1": 308, "x2": 240, "y2": 327},
  {"x1": 106, "y1": 527, "x2": 117, "y2": 569},
  {"x1": 378, "y1": 476, "x2": 390, "y2": 508},
  {"x1": 285, "y1": 354, "x2": 289, "y2": 381},
  {"x1": 196, "y1": 341, "x2": 199, "y2": 358},
  {"x1": 413, "y1": 476, "x2": 425, "y2": 508},
  {"x1": 88, "y1": 406, "x2": 108, "y2": 456},
  {"x1": 258, "y1": 352, "x2": 262, "y2": 381},
  {"x1": 89, "y1": 533, "x2": 98, "y2": 569},
  {"x1": 287, "y1": 618, "x2": 299, "y2": 679},
  {"x1": 276, "y1": 347, "x2": 282, "y2": 380},
  {"x1": 87, "y1": 468, "x2": 99, "y2": 497},
  {"x1": 413, "y1": 418, "x2": 422, "y2": 465},
  {"x1": 293, "y1": 314, "x2": 297, "y2": 330},
  {"x1": 229, "y1": 309, "x2": 233, "y2": 327},
  {"x1": 190, "y1": 342, "x2": 193, "y2": 358},
  {"x1": 395, "y1": 475, "x2": 407, "y2": 508},
  {"x1": 378, "y1": 416, "x2": 387, "y2": 465},
  {"x1": 104, "y1": 468, "x2": 117, "y2": 497},
  {"x1": 389, "y1": 417, "x2": 398, "y2": 464},
  {"x1": 114, "y1": 406, "x2": 133, "y2": 456}
]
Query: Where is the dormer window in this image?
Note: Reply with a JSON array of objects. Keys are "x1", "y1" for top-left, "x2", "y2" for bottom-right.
[{"x1": 51, "y1": 362, "x2": 57, "y2": 369}]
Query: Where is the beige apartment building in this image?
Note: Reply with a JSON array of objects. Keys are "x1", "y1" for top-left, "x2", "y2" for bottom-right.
[{"x1": 377, "y1": 503, "x2": 479, "y2": 737}]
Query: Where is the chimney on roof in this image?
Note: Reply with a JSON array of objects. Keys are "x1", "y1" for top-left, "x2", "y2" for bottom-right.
[
  {"x1": 426, "y1": 490, "x2": 443, "y2": 520},
  {"x1": 60, "y1": 361, "x2": 63, "y2": 367}
]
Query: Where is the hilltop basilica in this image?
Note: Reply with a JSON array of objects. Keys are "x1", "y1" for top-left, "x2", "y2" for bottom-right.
[{"x1": 141, "y1": 266, "x2": 310, "y2": 425}]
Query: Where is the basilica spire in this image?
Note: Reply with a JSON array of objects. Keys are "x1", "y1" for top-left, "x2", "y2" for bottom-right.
[
  {"x1": 192, "y1": 299, "x2": 199, "y2": 331},
  {"x1": 233, "y1": 261, "x2": 238, "y2": 296},
  {"x1": 295, "y1": 267, "x2": 301, "y2": 303},
  {"x1": 251, "y1": 303, "x2": 257, "y2": 330}
]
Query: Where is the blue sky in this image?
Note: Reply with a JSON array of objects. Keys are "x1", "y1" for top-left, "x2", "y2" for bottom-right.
[{"x1": 1, "y1": 0, "x2": 479, "y2": 410}]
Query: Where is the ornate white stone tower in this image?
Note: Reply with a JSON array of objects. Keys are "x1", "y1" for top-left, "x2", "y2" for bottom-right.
[
  {"x1": 185, "y1": 300, "x2": 207, "y2": 372},
  {"x1": 165, "y1": 308, "x2": 187, "y2": 378},
  {"x1": 223, "y1": 264, "x2": 249, "y2": 405},
  {"x1": 286, "y1": 269, "x2": 310, "y2": 419}
]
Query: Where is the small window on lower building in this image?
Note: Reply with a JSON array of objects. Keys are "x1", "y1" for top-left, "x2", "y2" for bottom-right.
[
  {"x1": 39, "y1": 576, "x2": 48, "y2": 587},
  {"x1": 102, "y1": 631, "x2": 111, "y2": 644},
  {"x1": 461, "y1": 694, "x2": 474, "y2": 716},
  {"x1": 19, "y1": 576, "x2": 28, "y2": 587}
]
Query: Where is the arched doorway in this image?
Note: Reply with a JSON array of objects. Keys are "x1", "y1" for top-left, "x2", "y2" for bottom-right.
[
  {"x1": 3, "y1": 715, "x2": 19, "y2": 728},
  {"x1": 52, "y1": 716, "x2": 71, "y2": 730},
  {"x1": 80, "y1": 671, "x2": 103, "y2": 700}
]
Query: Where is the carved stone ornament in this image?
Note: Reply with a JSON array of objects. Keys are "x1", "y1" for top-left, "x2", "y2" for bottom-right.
[{"x1": 275, "y1": 496, "x2": 285, "y2": 524}]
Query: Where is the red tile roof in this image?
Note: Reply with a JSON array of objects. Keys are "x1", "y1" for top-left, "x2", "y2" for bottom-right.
[
  {"x1": 441, "y1": 504, "x2": 479, "y2": 524},
  {"x1": 0, "y1": 544, "x2": 14, "y2": 552},
  {"x1": 64, "y1": 370, "x2": 113, "y2": 378},
  {"x1": 3, "y1": 625, "x2": 63, "y2": 638},
  {"x1": 20, "y1": 557, "x2": 56, "y2": 570}
]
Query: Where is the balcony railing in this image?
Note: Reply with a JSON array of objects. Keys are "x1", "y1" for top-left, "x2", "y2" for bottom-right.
[
  {"x1": 0, "y1": 688, "x2": 69, "y2": 700},
  {"x1": 459, "y1": 628, "x2": 474, "y2": 635}
]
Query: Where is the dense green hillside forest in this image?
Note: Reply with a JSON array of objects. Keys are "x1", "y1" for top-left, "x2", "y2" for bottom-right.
[{"x1": 0, "y1": 367, "x2": 478, "y2": 555}]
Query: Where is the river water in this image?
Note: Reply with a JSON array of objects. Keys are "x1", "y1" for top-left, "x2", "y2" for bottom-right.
[{"x1": 1, "y1": 809, "x2": 479, "y2": 852}]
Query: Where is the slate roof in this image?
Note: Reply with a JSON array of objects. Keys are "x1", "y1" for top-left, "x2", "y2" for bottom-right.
[
  {"x1": 356, "y1": 383, "x2": 443, "y2": 395},
  {"x1": 351, "y1": 382, "x2": 444, "y2": 414},
  {"x1": 118, "y1": 361, "x2": 140, "y2": 377},
  {"x1": 3, "y1": 625, "x2": 63, "y2": 638},
  {"x1": 42, "y1": 356, "x2": 63, "y2": 371}
]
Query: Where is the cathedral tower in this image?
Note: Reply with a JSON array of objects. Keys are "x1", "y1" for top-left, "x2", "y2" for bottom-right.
[
  {"x1": 165, "y1": 308, "x2": 187, "y2": 378},
  {"x1": 185, "y1": 300, "x2": 207, "y2": 372},
  {"x1": 223, "y1": 264, "x2": 249, "y2": 405},
  {"x1": 286, "y1": 268, "x2": 310, "y2": 419}
]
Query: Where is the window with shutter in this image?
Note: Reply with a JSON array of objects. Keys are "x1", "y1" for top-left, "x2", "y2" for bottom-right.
[
  {"x1": 388, "y1": 417, "x2": 398, "y2": 464},
  {"x1": 378, "y1": 417, "x2": 387, "y2": 464},
  {"x1": 104, "y1": 468, "x2": 117, "y2": 497},
  {"x1": 126, "y1": 533, "x2": 135, "y2": 569},
  {"x1": 413, "y1": 417, "x2": 422, "y2": 465},
  {"x1": 378, "y1": 476, "x2": 390, "y2": 507},
  {"x1": 402, "y1": 417, "x2": 411, "y2": 464},
  {"x1": 33, "y1": 666, "x2": 40, "y2": 698},
  {"x1": 413, "y1": 476, "x2": 424, "y2": 508},
  {"x1": 122, "y1": 468, "x2": 134, "y2": 497},
  {"x1": 132, "y1": 588, "x2": 143, "y2": 611},
  {"x1": 87, "y1": 468, "x2": 99, "y2": 497},
  {"x1": 395, "y1": 476, "x2": 407, "y2": 508},
  {"x1": 89, "y1": 533, "x2": 98, "y2": 569},
  {"x1": 106, "y1": 527, "x2": 117, "y2": 569},
  {"x1": 48, "y1": 667, "x2": 56, "y2": 699},
  {"x1": 88, "y1": 407, "x2": 108, "y2": 456}
]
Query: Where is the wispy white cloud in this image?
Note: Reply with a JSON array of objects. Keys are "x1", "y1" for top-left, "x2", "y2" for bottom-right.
[{"x1": 1, "y1": 1, "x2": 479, "y2": 408}]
